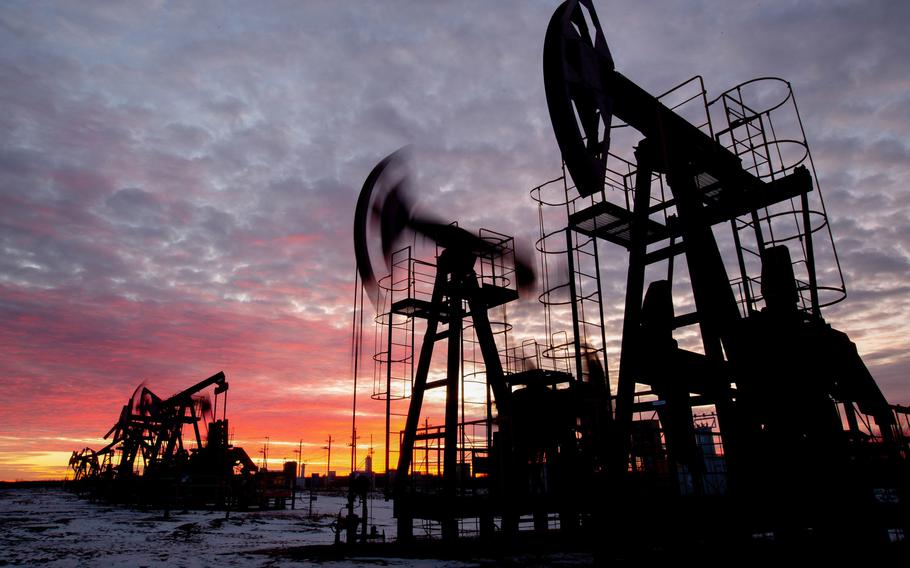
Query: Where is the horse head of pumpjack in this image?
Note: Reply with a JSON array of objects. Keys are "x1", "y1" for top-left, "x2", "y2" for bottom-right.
[{"x1": 353, "y1": 148, "x2": 535, "y2": 307}]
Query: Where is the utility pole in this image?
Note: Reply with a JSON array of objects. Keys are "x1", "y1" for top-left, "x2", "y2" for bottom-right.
[
  {"x1": 260, "y1": 436, "x2": 270, "y2": 470},
  {"x1": 297, "y1": 439, "x2": 303, "y2": 480},
  {"x1": 324, "y1": 435, "x2": 333, "y2": 478},
  {"x1": 350, "y1": 428, "x2": 360, "y2": 474},
  {"x1": 367, "y1": 434, "x2": 374, "y2": 477}
]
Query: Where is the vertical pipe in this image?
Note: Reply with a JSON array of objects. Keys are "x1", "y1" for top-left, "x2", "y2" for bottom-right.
[
  {"x1": 385, "y1": 313, "x2": 393, "y2": 474},
  {"x1": 443, "y1": 271, "x2": 462, "y2": 540},
  {"x1": 565, "y1": 227, "x2": 584, "y2": 382},
  {"x1": 750, "y1": 210, "x2": 766, "y2": 252},
  {"x1": 615, "y1": 146, "x2": 654, "y2": 476},
  {"x1": 731, "y1": 219, "x2": 754, "y2": 316},
  {"x1": 800, "y1": 192, "x2": 821, "y2": 316},
  {"x1": 325, "y1": 435, "x2": 331, "y2": 477}
]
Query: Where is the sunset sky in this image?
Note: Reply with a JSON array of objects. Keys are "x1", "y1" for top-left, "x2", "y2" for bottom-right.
[{"x1": 2, "y1": 0, "x2": 909, "y2": 481}]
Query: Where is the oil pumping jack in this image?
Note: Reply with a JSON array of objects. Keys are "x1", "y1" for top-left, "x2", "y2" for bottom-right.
[
  {"x1": 351, "y1": 0, "x2": 907, "y2": 545},
  {"x1": 355, "y1": 146, "x2": 619, "y2": 540},
  {"x1": 543, "y1": 0, "x2": 902, "y2": 537},
  {"x1": 355, "y1": 149, "x2": 538, "y2": 540}
]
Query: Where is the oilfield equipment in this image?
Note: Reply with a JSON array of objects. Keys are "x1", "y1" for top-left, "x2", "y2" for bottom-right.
[
  {"x1": 352, "y1": 0, "x2": 910, "y2": 547},
  {"x1": 67, "y1": 372, "x2": 295, "y2": 509}
]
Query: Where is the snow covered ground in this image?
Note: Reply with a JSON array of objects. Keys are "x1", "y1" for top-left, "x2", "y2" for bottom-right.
[{"x1": 0, "y1": 487, "x2": 474, "y2": 567}]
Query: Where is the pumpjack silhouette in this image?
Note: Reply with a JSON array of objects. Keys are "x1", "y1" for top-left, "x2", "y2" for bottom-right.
[{"x1": 354, "y1": 0, "x2": 908, "y2": 550}]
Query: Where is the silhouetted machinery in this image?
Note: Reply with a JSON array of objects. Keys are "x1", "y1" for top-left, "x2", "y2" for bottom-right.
[
  {"x1": 68, "y1": 372, "x2": 293, "y2": 509},
  {"x1": 543, "y1": 0, "x2": 908, "y2": 545},
  {"x1": 355, "y1": 0, "x2": 909, "y2": 549}
]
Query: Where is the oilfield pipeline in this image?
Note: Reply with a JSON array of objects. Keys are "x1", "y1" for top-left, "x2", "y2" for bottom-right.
[{"x1": 68, "y1": 0, "x2": 908, "y2": 558}]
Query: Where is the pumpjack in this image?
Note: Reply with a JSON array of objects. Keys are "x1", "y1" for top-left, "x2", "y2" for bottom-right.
[
  {"x1": 355, "y1": 0, "x2": 909, "y2": 548},
  {"x1": 544, "y1": 0, "x2": 907, "y2": 543},
  {"x1": 355, "y1": 149, "x2": 614, "y2": 540},
  {"x1": 66, "y1": 372, "x2": 290, "y2": 509}
]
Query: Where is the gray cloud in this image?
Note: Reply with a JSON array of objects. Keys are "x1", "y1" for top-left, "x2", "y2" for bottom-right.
[{"x1": 2, "y1": 1, "x2": 909, "y2": 477}]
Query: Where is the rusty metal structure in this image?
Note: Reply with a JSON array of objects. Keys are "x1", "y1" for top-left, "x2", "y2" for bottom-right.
[
  {"x1": 353, "y1": 0, "x2": 909, "y2": 550},
  {"x1": 67, "y1": 372, "x2": 293, "y2": 509}
]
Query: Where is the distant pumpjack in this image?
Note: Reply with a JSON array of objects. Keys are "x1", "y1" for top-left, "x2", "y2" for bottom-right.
[{"x1": 68, "y1": 372, "x2": 263, "y2": 508}]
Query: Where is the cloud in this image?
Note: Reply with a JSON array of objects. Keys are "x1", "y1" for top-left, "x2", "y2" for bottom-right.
[{"x1": 1, "y1": 1, "x2": 909, "y2": 479}]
